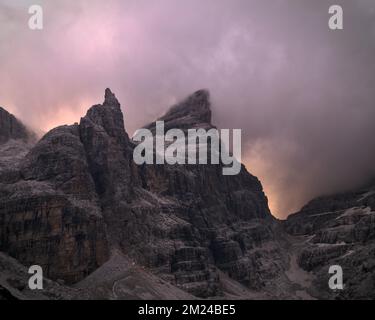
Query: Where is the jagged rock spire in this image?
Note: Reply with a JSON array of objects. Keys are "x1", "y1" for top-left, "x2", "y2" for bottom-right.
[
  {"x1": 80, "y1": 88, "x2": 129, "y2": 142},
  {"x1": 103, "y1": 88, "x2": 120, "y2": 108}
]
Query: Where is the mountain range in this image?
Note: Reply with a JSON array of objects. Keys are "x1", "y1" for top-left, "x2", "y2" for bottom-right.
[{"x1": 0, "y1": 90, "x2": 374, "y2": 300}]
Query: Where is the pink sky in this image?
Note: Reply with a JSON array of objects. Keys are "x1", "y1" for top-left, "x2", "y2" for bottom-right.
[{"x1": 1, "y1": 0, "x2": 375, "y2": 218}]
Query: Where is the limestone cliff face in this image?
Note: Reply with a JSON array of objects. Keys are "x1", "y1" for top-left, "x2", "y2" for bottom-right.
[
  {"x1": 0, "y1": 123, "x2": 109, "y2": 284},
  {"x1": 0, "y1": 196, "x2": 108, "y2": 283}
]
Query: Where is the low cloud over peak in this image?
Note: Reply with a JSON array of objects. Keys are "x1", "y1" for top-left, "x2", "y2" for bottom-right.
[{"x1": 1, "y1": 0, "x2": 375, "y2": 218}]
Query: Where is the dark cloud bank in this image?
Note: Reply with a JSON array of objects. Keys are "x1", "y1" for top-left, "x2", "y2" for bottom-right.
[{"x1": 1, "y1": 0, "x2": 375, "y2": 218}]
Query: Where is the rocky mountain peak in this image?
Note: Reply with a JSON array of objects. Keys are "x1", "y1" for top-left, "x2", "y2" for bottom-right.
[
  {"x1": 144, "y1": 89, "x2": 213, "y2": 132},
  {"x1": 103, "y1": 88, "x2": 120, "y2": 108},
  {"x1": 163, "y1": 89, "x2": 211, "y2": 123},
  {"x1": 80, "y1": 89, "x2": 129, "y2": 142}
]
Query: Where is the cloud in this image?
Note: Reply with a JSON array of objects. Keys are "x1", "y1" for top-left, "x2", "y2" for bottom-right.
[{"x1": 1, "y1": 0, "x2": 375, "y2": 218}]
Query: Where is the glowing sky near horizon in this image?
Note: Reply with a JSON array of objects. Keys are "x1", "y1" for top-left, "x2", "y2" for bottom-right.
[{"x1": 1, "y1": 0, "x2": 375, "y2": 218}]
